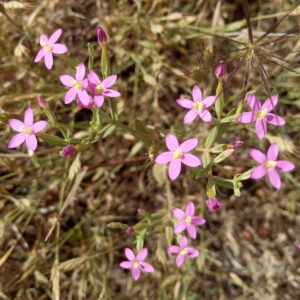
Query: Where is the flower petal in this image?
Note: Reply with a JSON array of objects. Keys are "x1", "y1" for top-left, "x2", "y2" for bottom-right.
[
  {"x1": 44, "y1": 52, "x2": 53, "y2": 70},
  {"x1": 32, "y1": 121, "x2": 47, "y2": 133},
  {"x1": 262, "y1": 95, "x2": 278, "y2": 112},
  {"x1": 168, "y1": 246, "x2": 180, "y2": 255},
  {"x1": 168, "y1": 159, "x2": 181, "y2": 180},
  {"x1": 88, "y1": 70, "x2": 100, "y2": 85},
  {"x1": 186, "y1": 247, "x2": 199, "y2": 258},
  {"x1": 192, "y1": 216, "x2": 206, "y2": 226},
  {"x1": 166, "y1": 134, "x2": 179, "y2": 151},
  {"x1": 250, "y1": 149, "x2": 266, "y2": 163},
  {"x1": 64, "y1": 87, "x2": 77, "y2": 104},
  {"x1": 247, "y1": 94, "x2": 261, "y2": 111},
  {"x1": 136, "y1": 248, "x2": 148, "y2": 261},
  {"x1": 60, "y1": 75, "x2": 75, "y2": 87},
  {"x1": 179, "y1": 236, "x2": 188, "y2": 248},
  {"x1": 251, "y1": 165, "x2": 267, "y2": 179},
  {"x1": 180, "y1": 138, "x2": 198, "y2": 152},
  {"x1": 187, "y1": 224, "x2": 197, "y2": 239},
  {"x1": 174, "y1": 220, "x2": 186, "y2": 234},
  {"x1": 155, "y1": 151, "x2": 172, "y2": 164},
  {"x1": 34, "y1": 48, "x2": 45, "y2": 62},
  {"x1": 75, "y1": 63, "x2": 86, "y2": 81},
  {"x1": 276, "y1": 161, "x2": 295, "y2": 172},
  {"x1": 203, "y1": 96, "x2": 216, "y2": 107},
  {"x1": 125, "y1": 248, "x2": 135, "y2": 261},
  {"x1": 199, "y1": 109, "x2": 212, "y2": 122},
  {"x1": 184, "y1": 109, "x2": 198, "y2": 124},
  {"x1": 49, "y1": 28, "x2": 62, "y2": 45},
  {"x1": 140, "y1": 262, "x2": 154, "y2": 272},
  {"x1": 266, "y1": 113, "x2": 285, "y2": 126},
  {"x1": 119, "y1": 261, "x2": 133, "y2": 269},
  {"x1": 255, "y1": 119, "x2": 267, "y2": 139},
  {"x1": 181, "y1": 154, "x2": 201, "y2": 167},
  {"x1": 102, "y1": 75, "x2": 117, "y2": 88},
  {"x1": 176, "y1": 253, "x2": 185, "y2": 267},
  {"x1": 185, "y1": 202, "x2": 195, "y2": 216},
  {"x1": 267, "y1": 143, "x2": 279, "y2": 161},
  {"x1": 40, "y1": 34, "x2": 48, "y2": 46},
  {"x1": 8, "y1": 119, "x2": 24, "y2": 132},
  {"x1": 192, "y1": 85, "x2": 202, "y2": 102},
  {"x1": 102, "y1": 89, "x2": 121, "y2": 98},
  {"x1": 176, "y1": 98, "x2": 193, "y2": 109},
  {"x1": 78, "y1": 89, "x2": 90, "y2": 106},
  {"x1": 131, "y1": 268, "x2": 141, "y2": 281},
  {"x1": 94, "y1": 95, "x2": 105, "y2": 108},
  {"x1": 267, "y1": 169, "x2": 281, "y2": 189},
  {"x1": 24, "y1": 107, "x2": 33, "y2": 125},
  {"x1": 51, "y1": 43, "x2": 68, "y2": 54},
  {"x1": 8, "y1": 133, "x2": 25, "y2": 148},
  {"x1": 237, "y1": 112, "x2": 256, "y2": 123},
  {"x1": 26, "y1": 134, "x2": 38, "y2": 151},
  {"x1": 172, "y1": 208, "x2": 185, "y2": 219}
]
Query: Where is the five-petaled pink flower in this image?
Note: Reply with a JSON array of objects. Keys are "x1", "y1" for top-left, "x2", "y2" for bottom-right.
[
  {"x1": 237, "y1": 94, "x2": 285, "y2": 139},
  {"x1": 250, "y1": 143, "x2": 294, "y2": 189},
  {"x1": 88, "y1": 70, "x2": 121, "y2": 108},
  {"x1": 59, "y1": 63, "x2": 90, "y2": 106},
  {"x1": 119, "y1": 248, "x2": 154, "y2": 281},
  {"x1": 34, "y1": 29, "x2": 68, "y2": 70},
  {"x1": 8, "y1": 107, "x2": 47, "y2": 151},
  {"x1": 155, "y1": 134, "x2": 201, "y2": 181},
  {"x1": 176, "y1": 85, "x2": 216, "y2": 124},
  {"x1": 173, "y1": 202, "x2": 206, "y2": 239},
  {"x1": 168, "y1": 236, "x2": 199, "y2": 267},
  {"x1": 206, "y1": 198, "x2": 222, "y2": 213}
]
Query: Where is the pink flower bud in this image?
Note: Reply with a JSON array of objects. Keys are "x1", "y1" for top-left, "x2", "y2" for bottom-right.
[
  {"x1": 97, "y1": 26, "x2": 107, "y2": 44},
  {"x1": 37, "y1": 95, "x2": 47, "y2": 108},
  {"x1": 231, "y1": 140, "x2": 243, "y2": 148},
  {"x1": 215, "y1": 59, "x2": 227, "y2": 79},
  {"x1": 61, "y1": 145, "x2": 76, "y2": 158},
  {"x1": 206, "y1": 198, "x2": 222, "y2": 213},
  {"x1": 126, "y1": 226, "x2": 134, "y2": 235}
]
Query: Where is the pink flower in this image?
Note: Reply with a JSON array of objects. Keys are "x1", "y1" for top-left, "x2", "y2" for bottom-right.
[
  {"x1": 250, "y1": 143, "x2": 295, "y2": 189},
  {"x1": 237, "y1": 94, "x2": 285, "y2": 139},
  {"x1": 59, "y1": 63, "x2": 90, "y2": 106},
  {"x1": 176, "y1": 85, "x2": 216, "y2": 124},
  {"x1": 8, "y1": 107, "x2": 47, "y2": 151},
  {"x1": 119, "y1": 248, "x2": 154, "y2": 281},
  {"x1": 76, "y1": 95, "x2": 95, "y2": 109},
  {"x1": 34, "y1": 28, "x2": 68, "y2": 70},
  {"x1": 168, "y1": 236, "x2": 199, "y2": 267},
  {"x1": 155, "y1": 134, "x2": 201, "y2": 181},
  {"x1": 88, "y1": 70, "x2": 121, "y2": 108},
  {"x1": 215, "y1": 59, "x2": 227, "y2": 79},
  {"x1": 173, "y1": 202, "x2": 206, "y2": 239},
  {"x1": 97, "y1": 26, "x2": 108, "y2": 44},
  {"x1": 206, "y1": 198, "x2": 222, "y2": 213},
  {"x1": 61, "y1": 145, "x2": 76, "y2": 157}
]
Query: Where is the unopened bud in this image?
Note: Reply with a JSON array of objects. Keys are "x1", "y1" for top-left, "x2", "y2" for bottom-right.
[
  {"x1": 61, "y1": 145, "x2": 76, "y2": 158},
  {"x1": 215, "y1": 59, "x2": 227, "y2": 79},
  {"x1": 37, "y1": 96, "x2": 47, "y2": 108},
  {"x1": 97, "y1": 26, "x2": 108, "y2": 44}
]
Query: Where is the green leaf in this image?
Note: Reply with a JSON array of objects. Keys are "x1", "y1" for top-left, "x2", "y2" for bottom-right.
[
  {"x1": 88, "y1": 43, "x2": 95, "y2": 69},
  {"x1": 213, "y1": 176, "x2": 234, "y2": 189},
  {"x1": 134, "y1": 119, "x2": 152, "y2": 146},
  {"x1": 38, "y1": 133, "x2": 66, "y2": 146},
  {"x1": 204, "y1": 123, "x2": 227, "y2": 149},
  {"x1": 215, "y1": 80, "x2": 224, "y2": 120}
]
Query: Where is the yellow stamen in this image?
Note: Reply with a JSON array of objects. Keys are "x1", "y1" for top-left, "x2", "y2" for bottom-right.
[
  {"x1": 193, "y1": 101, "x2": 203, "y2": 112},
  {"x1": 173, "y1": 149, "x2": 183, "y2": 159},
  {"x1": 256, "y1": 109, "x2": 268, "y2": 120},
  {"x1": 133, "y1": 260, "x2": 139, "y2": 268},
  {"x1": 185, "y1": 216, "x2": 192, "y2": 224},
  {"x1": 44, "y1": 44, "x2": 52, "y2": 52},
  {"x1": 180, "y1": 248, "x2": 187, "y2": 255},
  {"x1": 72, "y1": 80, "x2": 83, "y2": 90},
  {"x1": 20, "y1": 125, "x2": 33, "y2": 136},
  {"x1": 265, "y1": 160, "x2": 277, "y2": 170},
  {"x1": 95, "y1": 84, "x2": 103, "y2": 92}
]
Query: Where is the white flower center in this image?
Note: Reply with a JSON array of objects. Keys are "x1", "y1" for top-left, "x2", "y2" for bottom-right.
[
  {"x1": 133, "y1": 260, "x2": 139, "y2": 268},
  {"x1": 173, "y1": 149, "x2": 183, "y2": 160},
  {"x1": 256, "y1": 109, "x2": 268, "y2": 120},
  {"x1": 185, "y1": 216, "x2": 192, "y2": 224},
  {"x1": 265, "y1": 160, "x2": 277, "y2": 170},
  {"x1": 193, "y1": 101, "x2": 203, "y2": 112},
  {"x1": 72, "y1": 80, "x2": 83, "y2": 90},
  {"x1": 180, "y1": 248, "x2": 187, "y2": 255},
  {"x1": 20, "y1": 125, "x2": 33, "y2": 136}
]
